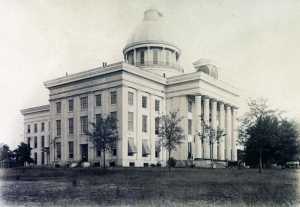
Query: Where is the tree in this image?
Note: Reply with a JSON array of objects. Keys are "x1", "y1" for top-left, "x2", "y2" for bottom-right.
[
  {"x1": 198, "y1": 118, "x2": 226, "y2": 169},
  {"x1": 0, "y1": 143, "x2": 14, "y2": 161},
  {"x1": 13, "y1": 142, "x2": 34, "y2": 166},
  {"x1": 85, "y1": 114, "x2": 118, "y2": 170},
  {"x1": 157, "y1": 108, "x2": 185, "y2": 171},
  {"x1": 237, "y1": 98, "x2": 279, "y2": 173},
  {"x1": 273, "y1": 119, "x2": 300, "y2": 168}
]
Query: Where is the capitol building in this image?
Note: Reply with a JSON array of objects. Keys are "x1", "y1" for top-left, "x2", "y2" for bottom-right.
[{"x1": 21, "y1": 9, "x2": 239, "y2": 168}]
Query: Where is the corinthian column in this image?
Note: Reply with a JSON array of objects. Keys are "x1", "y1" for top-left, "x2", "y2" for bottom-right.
[
  {"x1": 211, "y1": 100, "x2": 217, "y2": 160},
  {"x1": 203, "y1": 97, "x2": 210, "y2": 159},
  {"x1": 232, "y1": 107, "x2": 238, "y2": 161},
  {"x1": 218, "y1": 102, "x2": 225, "y2": 160},
  {"x1": 194, "y1": 95, "x2": 202, "y2": 160},
  {"x1": 225, "y1": 105, "x2": 232, "y2": 160}
]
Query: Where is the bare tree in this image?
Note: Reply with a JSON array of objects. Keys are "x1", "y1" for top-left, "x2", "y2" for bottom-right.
[
  {"x1": 85, "y1": 114, "x2": 118, "y2": 170},
  {"x1": 198, "y1": 119, "x2": 226, "y2": 168},
  {"x1": 157, "y1": 108, "x2": 185, "y2": 171}
]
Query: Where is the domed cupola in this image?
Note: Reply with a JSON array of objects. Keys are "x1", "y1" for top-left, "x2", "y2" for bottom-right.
[
  {"x1": 123, "y1": 8, "x2": 184, "y2": 77},
  {"x1": 193, "y1": 59, "x2": 219, "y2": 79}
]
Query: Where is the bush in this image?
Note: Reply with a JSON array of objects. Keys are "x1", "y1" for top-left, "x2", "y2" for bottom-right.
[{"x1": 168, "y1": 157, "x2": 177, "y2": 168}]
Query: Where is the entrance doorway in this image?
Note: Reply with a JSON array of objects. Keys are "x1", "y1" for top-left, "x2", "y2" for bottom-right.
[{"x1": 81, "y1": 144, "x2": 88, "y2": 162}]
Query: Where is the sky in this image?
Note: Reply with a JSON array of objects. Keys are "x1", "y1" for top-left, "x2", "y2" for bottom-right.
[{"x1": 1, "y1": 0, "x2": 300, "y2": 149}]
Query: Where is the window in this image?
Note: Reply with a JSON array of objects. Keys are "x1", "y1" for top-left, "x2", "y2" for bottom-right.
[
  {"x1": 95, "y1": 94, "x2": 101, "y2": 107},
  {"x1": 96, "y1": 149, "x2": 101, "y2": 157},
  {"x1": 69, "y1": 142, "x2": 73, "y2": 158},
  {"x1": 41, "y1": 136, "x2": 44, "y2": 148},
  {"x1": 34, "y1": 153, "x2": 37, "y2": 165},
  {"x1": 188, "y1": 101, "x2": 192, "y2": 112},
  {"x1": 188, "y1": 142, "x2": 192, "y2": 159},
  {"x1": 80, "y1": 116, "x2": 88, "y2": 133},
  {"x1": 155, "y1": 100, "x2": 160, "y2": 111},
  {"x1": 155, "y1": 117, "x2": 159, "y2": 134},
  {"x1": 56, "y1": 120, "x2": 61, "y2": 136},
  {"x1": 48, "y1": 122, "x2": 50, "y2": 131},
  {"x1": 111, "y1": 112, "x2": 117, "y2": 129},
  {"x1": 142, "y1": 96, "x2": 147, "y2": 108},
  {"x1": 34, "y1": 137, "x2": 37, "y2": 148},
  {"x1": 155, "y1": 141, "x2": 160, "y2": 158},
  {"x1": 96, "y1": 114, "x2": 101, "y2": 128},
  {"x1": 140, "y1": 51, "x2": 144, "y2": 65},
  {"x1": 128, "y1": 92, "x2": 133, "y2": 105},
  {"x1": 142, "y1": 115, "x2": 147, "y2": 132},
  {"x1": 111, "y1": 141, "x2": 117, "y2": 156},
  {"x1": 41, "y1": 123, "x2": 44, "y2": 131},
  {"x1": 128, "y1": 112, "x2": 133, "y2": 131},
  {"x1": 69, "y1": 100, "x2": 73, "y2": 111},
  {"x1": 27, "y1": 125, "x2": 30, "y2": 133},
  {"x1": 41, "y1": 152, "x2": 44, "y2": 165},
  {"x1": 188, "y1": 119, "x2": 192, "y2": 135},
  {"x1": 153, "y1": 50, "x2": 158, "y2": 64},
  {"x1": 56, "y1": 142, "x2": 61, "y2": 158},
  {"x1": 69, "y1": 118, "x2": 73, "y2": 134},
  {"x1": 27, "y1": 137, "x2": 30, "y2": 148},
  {"x1": 34, "y1": 124, "x2": 37, "y2": 133},
  {"x1": 166, "y1": 51, "x2": 170, "y2": 66},
  {"x1": 111, "y1": 91, "x2": 117, "y2": 104},
  {"x1": 56, "y1": 102, "x2": 61, "y2": 113},
  {"x1": 80, "y1": 97, "x2": 88, "y2": 109}
]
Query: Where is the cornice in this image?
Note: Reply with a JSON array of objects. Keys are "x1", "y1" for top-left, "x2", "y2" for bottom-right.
[{"x1": 20, "y1": 105, "x2": 50, "y2": 115}]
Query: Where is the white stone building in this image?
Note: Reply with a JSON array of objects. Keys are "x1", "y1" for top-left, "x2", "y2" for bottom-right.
[{"x1": 21, "y1": 9, "x2": 239, "y2": 168}]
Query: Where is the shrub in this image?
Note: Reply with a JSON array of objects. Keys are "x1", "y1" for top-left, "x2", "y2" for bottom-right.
[{"x1": 168, "y1": 157, "x2": 177, "y2": 168}]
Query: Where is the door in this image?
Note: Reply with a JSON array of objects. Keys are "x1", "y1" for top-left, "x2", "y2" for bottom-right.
[{"x1": 81, "y1": 144, "x2": 88, "y2": 162}]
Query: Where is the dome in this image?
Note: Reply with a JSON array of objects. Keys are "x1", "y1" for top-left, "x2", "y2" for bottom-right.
[
  {"x1": 124, "y1": 9, "x2": 179, "y2": 51},
  {"x1": 193, "y1": 59, "x2": 219, "y2": 79}
]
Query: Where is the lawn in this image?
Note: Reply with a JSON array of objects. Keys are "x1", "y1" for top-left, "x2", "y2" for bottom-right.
[{"x1": 0, "y1": 167, "x2": 299, "y2": 206}]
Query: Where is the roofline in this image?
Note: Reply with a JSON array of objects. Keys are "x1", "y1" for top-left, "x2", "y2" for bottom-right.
[
  {"x1": 20, "y1": 105, "x2": 50, "y2": 115},
  {"x1": 123, "y1": 40, "x2": 181, "y2": 54}
]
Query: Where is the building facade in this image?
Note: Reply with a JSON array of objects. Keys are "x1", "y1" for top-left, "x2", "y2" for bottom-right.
[{"x1": 21, "y1": 9, "x2": 239, "y2": 167}]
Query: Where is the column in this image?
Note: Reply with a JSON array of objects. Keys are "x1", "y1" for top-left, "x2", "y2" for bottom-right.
[
  {"x1": 161, "y1": 97, "x2": 167, "y2": 166},
  {"x1": 61, "y1": 97, "x2": 68, "y2": 163},
  {"x1": 162, "y1": 47, "x2": 165, "y2": 66},
  {"x1": 136, "y1": 89, "x2": 142, "y2": 162},
  {"x1": 194, "y1": 95, "x2": 202, "y2": 160},
  {"x1": 147, "y1": 46, "x2": 150, "y2": 65},
  {"x1": 203, "y1": 97, "x2": 210, "y2": 159},
  {"x1": 211, "y1": 100, "x2": 217, "y2": 160},
  {"x1": 117, "y1": 85, "x2": 127, "y2": 166},
  {"x1": 134, "y1": 49, "x2": 136, "y2": 66},
  {"x1": 73, "y1": 95, "x2": 81, "y2": 162},
  {"x1": 49, "y1": 99, "x2": 55, "y2": 163},
  {"x1": 150, "y1": 93, "x2": 155, "y2": 161},
  {"x1": 218, "y1": 102, "x2": 225, "y2": 160},
  {"x1": 225, "y1": 105, "x2": 232, "y2": 160},
  {"x1": 232, "y1": 107, "x2": 238, "y2": 161}
]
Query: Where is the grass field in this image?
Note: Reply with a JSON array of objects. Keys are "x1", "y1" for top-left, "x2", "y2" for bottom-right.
[{"x1": 0, "y1": 167, "x2": 299, "y2": 206}]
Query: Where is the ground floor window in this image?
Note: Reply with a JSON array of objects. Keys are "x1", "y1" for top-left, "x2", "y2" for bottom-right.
[
  {"x1": 41, "y1": 152, "x2": 44, "y2": 165},
  {"x1": 34, "y1": 153, "x2": 37, "y2": 165},
  {"x1": 57, "y1": 142, "x2": 61, "y2": 158}
]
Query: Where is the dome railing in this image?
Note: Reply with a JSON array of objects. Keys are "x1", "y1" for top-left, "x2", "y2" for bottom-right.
[{"x1": 130, "y1": 61, "x2": 184, "y2": 73}]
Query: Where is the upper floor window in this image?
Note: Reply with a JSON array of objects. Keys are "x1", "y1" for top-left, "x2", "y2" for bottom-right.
[
  {"x1": 95, "y1": 94, "x2": 101, "y2": 107},
  {"x1": 34, "y1": 137, "x2": 37, "y2": 148},
  {"x1": 56, "y1": 102, "x2": 61, "y2": 113},
  {"x1": 56, "y1": 120, "x2": 61, "y2": 136},
  {"x1": 41, "y1": 123, "x2": 44, "y2": 131},
  {"x1": 140, "y1": 51, "x2": 145, "y2": 65},
  {"x1": 188, "y1": 119, "x2": 192, "y2": 135},
  {"x1": 80, "y1": 97, "x2": 88, "y2": 109},
  {"x1": 27, "y1": 125, "x2": 30, "y2": 133},
  {"x1": 188, "y1": 101, "x2": 192, "y2": 112},
  {"x1": 34, "y1": 124, "x2": 37, "y2": 133},
  {"x1": 96, "y1": 114, "x2": 101, "y2": 128},
  {"x1": 41, "y1": 136, "x2": 44, "y2": 148},
  {"x1": 111, "y1": 112, "x2": 117, "y2": 129},
  {"x1": 142, "y1": 115, "x2": 147, "y2": 132},
  {"x1": 69, "y1": 118, "x2": 73, "y2": 135},
  {"x1": 48, "y1": 122, "x2": 50, "y2": 131},
  {"x1": 153, "y1": 50, "x2": 158, "y2": 64},
  {"x1": 128, "y1": 92, "x2": 133, "y2": 105},
  {"x1": 155, "y1": 100, "x2": 160, "y2": 111},
  {"x1": 80, "y1": 116, "x2": 88, "y2": 133},
  {"x1": 128, "y1": 112, "x2": 133, "y2": 131},
  {"x1": 68, "y1": 100, "x2": 73, "y2": 111},
  {"x1": 111, "y1": 91, "x2": 117, "y2": 104},
  {"x1": 142, "y1": 96, "x2": 147, "y2": 108}
]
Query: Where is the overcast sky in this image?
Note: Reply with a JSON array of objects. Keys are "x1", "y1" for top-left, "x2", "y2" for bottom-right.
[{"x1": 1, "y1": 0, "x2": 300, "y2": 149}]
